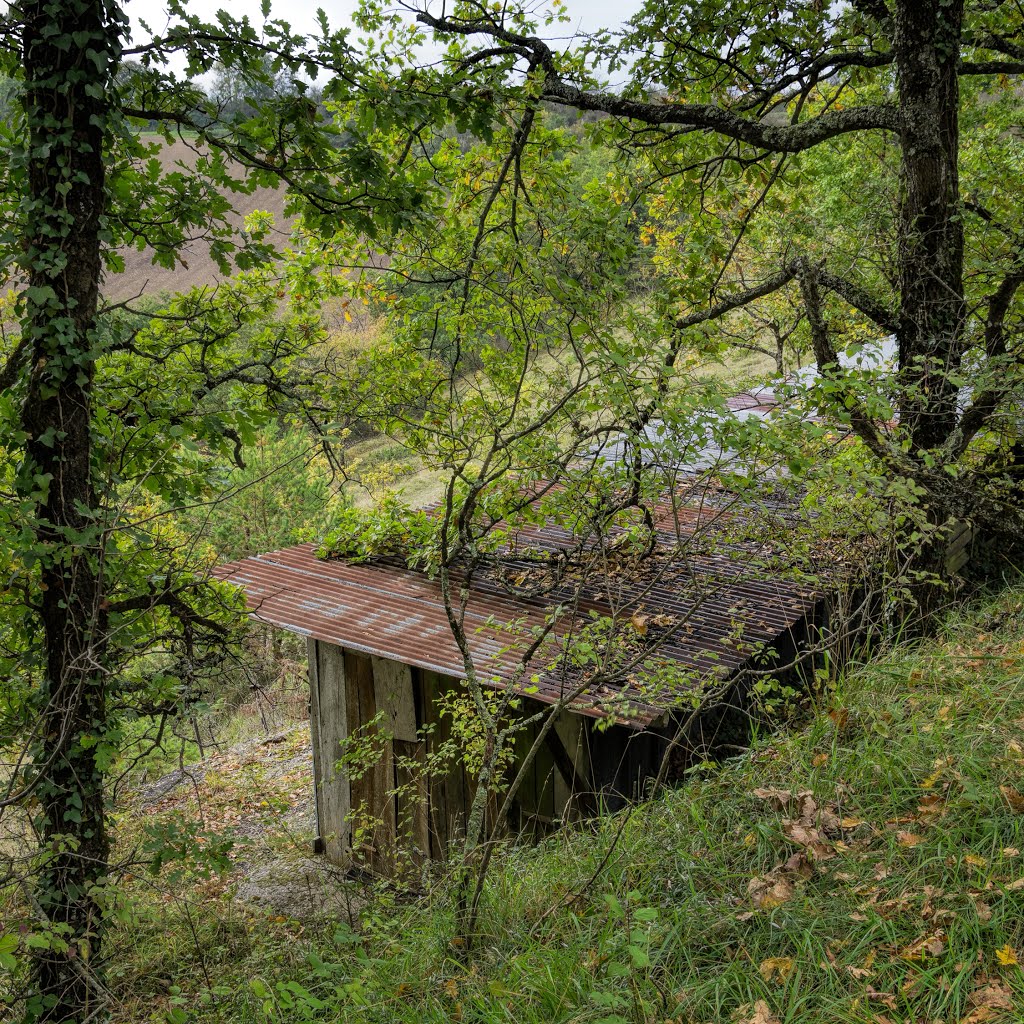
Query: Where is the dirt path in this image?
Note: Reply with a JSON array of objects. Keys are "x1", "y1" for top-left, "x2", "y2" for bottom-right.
[{"x1": 130, "y1": 725, "x2": 366, "y2": 921}]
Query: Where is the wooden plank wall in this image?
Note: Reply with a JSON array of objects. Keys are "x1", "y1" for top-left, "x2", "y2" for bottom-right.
[
  {"x1": 307, "y1": 639, "x2": 352, "y2": 865},
  {"x1": 309, "y1": 644, "x2": 615, "y2": 875}
]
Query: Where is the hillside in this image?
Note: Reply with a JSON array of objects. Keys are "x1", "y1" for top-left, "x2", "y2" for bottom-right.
[
  {"x1": 103, "y1": 138, "x2": 293, "y2": 303},
  {"x1": 89, "y1": 582, "x2": 1024, "y2": 1024}
]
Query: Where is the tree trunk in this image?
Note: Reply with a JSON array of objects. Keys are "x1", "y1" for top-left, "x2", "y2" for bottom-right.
[
  {"x1": 894, "y1": 0, "x2": 966, "y2": 455},
  {"x1": 19, "y1": 1, "x2": 120, "y2": 1018}
]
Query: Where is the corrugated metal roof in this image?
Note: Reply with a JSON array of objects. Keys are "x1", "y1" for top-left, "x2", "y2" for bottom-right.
[{"x1": 216, "y1": 487, "x2": 824, "y2": 728}]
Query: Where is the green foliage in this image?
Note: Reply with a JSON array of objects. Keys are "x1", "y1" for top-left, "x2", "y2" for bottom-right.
[
  {"x1": 320, "y1": 494, "x2": 439, "y2": 570},
  {"x1": 200, "y1": 426, "x2": 346, "y2": 561}
]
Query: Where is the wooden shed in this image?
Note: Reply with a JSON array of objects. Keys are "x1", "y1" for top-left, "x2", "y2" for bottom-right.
[{"x1": 218, "y1": 485, "x2": 831, "y2": 876}]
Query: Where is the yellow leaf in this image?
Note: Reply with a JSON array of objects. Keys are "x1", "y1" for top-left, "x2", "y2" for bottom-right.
[
  {"x1": 759, "y1": 957, "x2": 795, "y2": 983},
  {"x1": 965, "y1": 854, "x2": 989, "y2": 868},
  {"x1": 898, "y1": 830, "x2": 925, "y2": 847},
  {"x1": 995, "y1": 944, "x2": 1019, "y2": 967}
]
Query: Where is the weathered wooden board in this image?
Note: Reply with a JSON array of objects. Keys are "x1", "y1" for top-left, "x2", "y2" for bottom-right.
[
  {"x1": 306, "y1": 639, "x2": 324, "y2": 852},
  {"x1": 551, "y1": 712, "x2": 592, "y2": 820},
  {"x1": 344, "y1": 649, "x2": 395, "y2": 874},
  {"x1": 394, "y1": 738, "x2": 430, "y2": 869},
  {"x1": 371, "y1": 656, "x2": 418, "y2": 742},
  {"x1": 312, "y1": 640, "x2": 351, "y2": 866}
]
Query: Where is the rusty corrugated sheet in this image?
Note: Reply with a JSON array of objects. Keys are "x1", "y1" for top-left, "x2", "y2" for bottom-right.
[{"x1": 215, "y1": 487, "x2": 823, "y2": 728}]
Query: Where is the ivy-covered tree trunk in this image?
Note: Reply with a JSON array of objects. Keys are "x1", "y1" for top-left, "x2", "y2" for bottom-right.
[
  {"x1": 894, "y1": 0, "x2": 966, "y2": 455},
  {"x1": 18, "y1": 0, "x2": 121, "y2": 1018}
]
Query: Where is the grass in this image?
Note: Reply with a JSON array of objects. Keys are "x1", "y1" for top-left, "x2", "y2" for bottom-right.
[{"x1": 77, "y1": 580, "x2": 1024, "y2": 1024}]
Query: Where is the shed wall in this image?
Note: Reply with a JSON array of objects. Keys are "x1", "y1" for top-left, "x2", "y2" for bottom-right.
[{"x1": 307, "y1": 641, "x2": 601, "y2": 874}]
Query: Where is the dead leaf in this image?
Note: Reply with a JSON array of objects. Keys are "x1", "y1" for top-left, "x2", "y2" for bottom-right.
[
  {"x1": 1005, "y1": 878, "x2": 1024, "y2": 891},
  {"x1": 783, "y1": 822, "x2": 835, "y2": 861},
  {"x1": 753, "y1": 787, "x2": 799, "y2": 811},
  {"x1": 748, "y1": 875, "x2": 794, "y2": 909},
  {"x1": 969, "y1": 981, "x2": 1014, "y2": 1011},
  {"x1": 1002, "y1": 847, "x2": 1019, "y2": 857},
  {"x1": 782, "y1": 852, "x2": 814, "y2": 880},
  {"x1": 759, "y1": 956, "x2": 795, "y2": 983},
  {"x1": 733, "y1": 1000, "x2": 780, "y2": 1024},
  {"x1": 799, "y1": 793, "x2": 818, "y2": 823},
  {"x1": 966, "y1": 854, "x2": 989, "y2": 868},
  {"x1": 829, "y1": 707, "x2": 849, "y2": 730},
  {"x1": 903, "y1": 933, "x2": 945, "y2": 960},
  {"x1": 630, "y1": 612, "x2": 649, "y2": 636},
  {"x1": 866, "y1": 987, "x2": 897, "y2": 1009},
  {"x1": 898, "y1": 830, "x2": 925, "y2": 847},
  {"x1": 1000, "y1": 786, "x2": 1024, "y2": 813},
  {"x1": 975, "y1": 899, "x2": 993, "y2": 923},
  {"x1": 812, "y1": 753, "x2": 829, "y2": 767}
]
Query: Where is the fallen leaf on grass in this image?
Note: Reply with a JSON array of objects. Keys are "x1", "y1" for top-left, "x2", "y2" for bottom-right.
[
  {"x1": 969, "y1": 980, "x2": 1014, "y2": 1011},
  {"x1": 865, "y1": 987, "x2": 897, "y2": 1009},
  {"x1": 898, "y1": 830, "x2": 925, "y2": 847},
  {"x1": 902, "y1": 933, "x2": 945, "y2": 960},
  {"x1": 829, "y1": 707, "x2": 849, "y2": 730},
  {"x1": 966, "y1": 854, "x2": 989, "y2": 868},
  {"x1": 748, "y1": 876, "x2": 794, "y2": 909},
  {"x1": 1000, "y1": 786, "x2": 1024, "y2": 813},
  {"x1": 733, "y1": 1000, "x2": 779, "y2": 1024},
  {"x1": 994, "y1": 944, "x2": 1018, "y2": 967},
  {"x1": 759, "y1": 957, "x2": 795, "y2": 983},
  {"x1": 753, "y1": 787, "x2": 807, "y2": 812},
  {"x1": 783, "y1": 822, "x2": 835, "y2": 861},
  {"x1": 962, "y1": 980, "x2": 1017, "y2": 1024},
  {"x1": 782, "y1": 852, "x2": 814, "y2": 880}
]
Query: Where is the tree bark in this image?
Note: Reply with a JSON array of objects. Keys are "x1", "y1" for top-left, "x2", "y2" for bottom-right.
[
  {"x1": 19, "y1": 0, "x2": 120, "y2": 1018},
  {"x1": 893, "y1": 0, "x2": 966, "y2": 454}
]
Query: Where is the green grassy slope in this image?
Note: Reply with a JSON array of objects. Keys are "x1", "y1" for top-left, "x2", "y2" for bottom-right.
[{"x1": 98, "y1": 581, "x2": 1024, "y2": 1024}]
